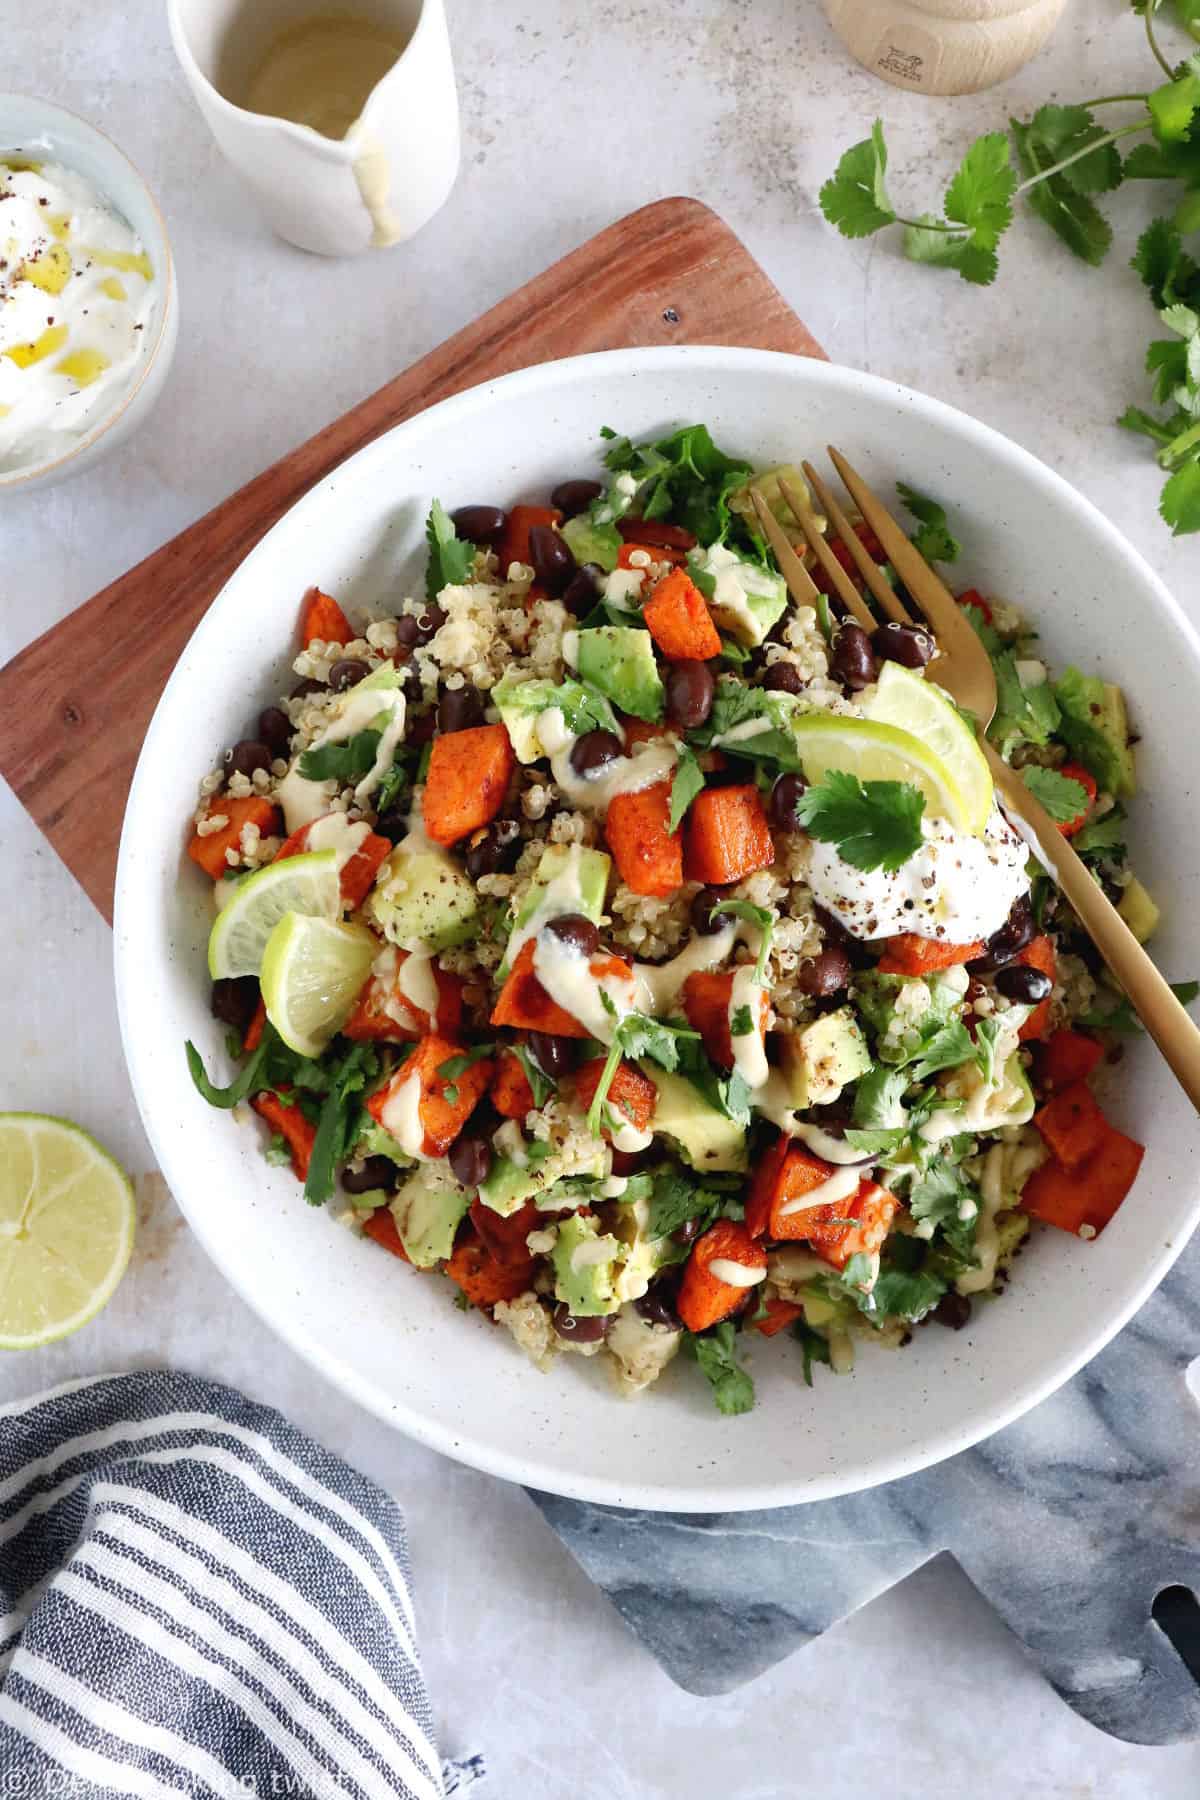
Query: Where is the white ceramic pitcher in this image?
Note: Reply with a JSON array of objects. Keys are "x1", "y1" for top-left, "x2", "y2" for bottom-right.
[{"x1": 167, "y1": 0, "x2": 460, "y2": 256}]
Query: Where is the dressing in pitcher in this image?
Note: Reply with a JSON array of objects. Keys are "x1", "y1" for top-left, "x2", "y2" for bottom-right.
[{"x1": 242, "y1": 13, "x2": 410, "y2": 140}]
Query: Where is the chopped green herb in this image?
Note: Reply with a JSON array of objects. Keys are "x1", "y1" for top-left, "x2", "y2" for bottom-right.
[
  {"x1": 1020, "y1": 764, "x2": 1092, "y2": 824},
  {"x1": 425, "y1": 498, "x2": 475, "y2": 599},
  {"x1": 896, "y1": 482, "x2": 961, "y2": 563},
  {"x1": 730, "y1": 1005, "x2": 755, "y2": 1037},
  {"x1": 298, "y1": 726, "x2": 383, "y2": 784},
  {"x1": 687, "y1": 1321, "x2": 756, "y2": 1416},
  {"x1": 669, "y1": 746, "x2": 706, "y2": 832},
  {"x1": 794, "y1": 771, "x2": 926, "y2": 874}
]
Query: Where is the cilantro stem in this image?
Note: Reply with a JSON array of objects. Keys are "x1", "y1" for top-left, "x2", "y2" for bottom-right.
[
  {"x1": 1013, "y1": 121, "x2": 1148, "y2": 198},
  {"x1": 1082, "y1": 93, "x2": 1151, "y2": 107},
  {"x1": 1143, "y1": 2, "x2": 1175, "y2": 80},
  {"x1": 1160, "y1": 417, "x2": 1200, "y2": 466},
  {"x1": 586, "y1": 1036, "x2": 625, "y2": 1138}
]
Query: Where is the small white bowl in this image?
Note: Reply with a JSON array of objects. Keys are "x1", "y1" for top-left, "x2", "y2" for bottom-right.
[{"x1": 0, "y1": 95, "x2": 178, "y2": 493}]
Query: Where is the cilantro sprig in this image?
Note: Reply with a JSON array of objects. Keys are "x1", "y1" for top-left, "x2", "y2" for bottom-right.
[
  {"x1": 794, "y1": 771, "x2": 925, "y2": 874},
  {"x1": 820, "y1": 4, "x2": 1200, "y2": 533},
  {"x1": 1019, "y1": 765, "x2": 1092, "y2": 825},
  {"x1": 686, "y1": 1321, "x2": 755, "y2": 1416},
  {"x1": 896, "y1": 483, "x2": 960, "y2": 564},
  {"x1": 585, "y1": 1013, "x2": 699, "y2": 1138},
  {"x1": 710, "y1": 899, "x2": 775, "y2": 981},
  {"x1": 425, "y1": 499, "x2": 475, "y2": 598}
]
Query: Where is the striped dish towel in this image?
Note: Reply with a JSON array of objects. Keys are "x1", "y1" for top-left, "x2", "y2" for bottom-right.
[{"x1": 0, "y1": 1371, "x2": 485, "y2": 1800}]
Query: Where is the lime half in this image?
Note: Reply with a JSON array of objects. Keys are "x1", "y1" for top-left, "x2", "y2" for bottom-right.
[
  {"x1": 260, "y1": 911, "x2": 376, "y2": 1057},
  {"x1": 863, "y1": 663, "x2": 992, "y2": 834},
  {"x1": 208, "y1": 850, "x2": 341, "y2": 980},
  {"x1": 792, "y1": 712, "x2": 978, "y2": 833},
  {"x1": 0, "y1": 1114, "x2": 135, "y2": 1349}
]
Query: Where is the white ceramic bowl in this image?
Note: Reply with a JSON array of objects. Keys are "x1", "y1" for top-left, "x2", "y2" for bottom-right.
[
  {"x1": 114, "y1": 347, "x2": 1200, "y2": 1511},
  {"x1": 0, "y1": 95, "x2": 178, "y2": 493}
]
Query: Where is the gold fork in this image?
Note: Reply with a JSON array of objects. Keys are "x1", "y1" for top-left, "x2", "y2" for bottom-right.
[{"x1": 748, "y1": 459, "x2": 1200, "y2": 1111}]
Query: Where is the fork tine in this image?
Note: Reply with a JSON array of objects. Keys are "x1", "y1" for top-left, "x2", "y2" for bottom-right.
[
  {"x1": 747, "y1": 487, "x2": 826, "y2": 612},
  {"x1": 825, "y1": 446, "x2": 982, "y2": 666},
  {"x1": 801, "y1": 459, "x2": 914, "y2": 627},
  {"x1": 773, "y1": 476, "x2": 876, "y2": 635}
]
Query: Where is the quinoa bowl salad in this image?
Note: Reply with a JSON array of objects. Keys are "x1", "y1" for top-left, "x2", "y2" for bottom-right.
[
  {"x1": 181, "y1": 423, "x2": 1188, "y2": 1420},
  {"x1": 116, "y1": 350, "x2": 1200, "y2": 1506}
]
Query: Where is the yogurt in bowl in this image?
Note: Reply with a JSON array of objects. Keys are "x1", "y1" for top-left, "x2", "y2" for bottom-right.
[{"x1": 0, "y1": 96, "x2": 177, "y2": 491}]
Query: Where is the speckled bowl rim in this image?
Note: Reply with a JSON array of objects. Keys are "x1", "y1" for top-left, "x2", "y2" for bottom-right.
[
  {"x1": 115, "y1": 346, "x2": 1200, "y2": 1511},
  {"x1": 0, "y1": 94, "x2": 176, "y2": 490}
]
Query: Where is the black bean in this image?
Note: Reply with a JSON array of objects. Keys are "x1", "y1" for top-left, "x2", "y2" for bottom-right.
[
  {"x1": 291, "y1": 676, "x2": 326, "y2": 699},
  {"x1": 407, "y1": 710, "x2": 437, "y2": 748},
  {"x1": 794, "y1": 945, "x2": 854, "y2": 999},
  {"x1": 328, "y1": 658, "x2": 369, "y2": 693},
  {"x1": 342, "y1": 1156, "x2": 401, "y2": 1196},
  {"x1": 438, "y1": 683, "x2": 485, "y2": 733},
  {"x1": 995, "y1": 963, "x2": 1052, "y2": 1005},
  {"x1": 812, "y1": 902, "x2": 852, "y2": 946},
  {"x1": 665, "y1": 659, "x2": 715, "y2": 731},
  {"x1": 257, "y1": 707, "x2": 292, "y2": 756},
  {"x1": 933, "y1": 1291, "x2": 971, "y2": 1330},
  {"x1": 226, "y1": 739, "x2": 273, "y2": 779},
  {"x1": 560, "y1": 563, "x2": 603, "y2": 617},
  {"x1": 528, "y1": 1032, "x2": 579, "y2": 1079},
  {"x1": 464, "y1": 819, "x2": 521, "y2": 880},
  {"x1": 691, "y1": 885, "x2": 735, "y2": 935},
  {"x1": 635, "y1": 1285, "x2": 681, "y2": 1329},
  {"x1": 550, "y1": 479, "x2": 603, "y2": 518},
  {"x1": 570, "y1": 729, "x2": 623, "y2": 777},
  {"x1": 761, "y1": 661, "x2": 804, "y2": 695},
  {"x1": 552, "y1": 1304, "x2": 611, "y2": 1342},
  {"x1": 450, "y1": 504, "x2": 506, "y2": 543},
  {"x1": 395, "y1": 603, "x2": 446, "y2": 649},
  {"x1": 528, "y1": 523, "x2": 577, "y2": 596},
  {"x1": 609, "y1": 1146, "x2": 652, "y2": 1177},
  {"x1": 448, "y1": 1132, "x2": 493, "y2": 1190},
  {"x1": 210, "y1": 976, "x2": 259, "y2": 1032},
  {"x1": 872, "y1": 622, "x2": 935, "y2": 668},
  {"x1": 374, "y1": 805, "x2": 409, "y2": 845},
  {"x1": 768, "y1": 772, "x2": 809, "y2": 834},
  {"x1": 545, "y1": 913, "x2": 600, "y2": 956},
  {"x1": 672, "y1": 1216, "x2": 703, "y2": 1247},
  {"x1": 967, "y1": 894, "x2": 1035, "y2": 974},
  {"x1": 830, "y1": 623, "x2": 877, "y2": 692}
]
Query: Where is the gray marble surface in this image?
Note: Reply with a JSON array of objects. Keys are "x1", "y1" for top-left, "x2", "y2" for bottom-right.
[{"x1": 534, "y1": 1241, "x2": 1200, "y2": 1743}]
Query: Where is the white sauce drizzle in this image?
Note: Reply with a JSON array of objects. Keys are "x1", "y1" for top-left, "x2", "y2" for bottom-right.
[
  {"x1": 778, "y1": 1164, "x2": 861, "y2": 1219},
  {"x1": 397, "y1": 947, "x2": 439, "y2": 1022},
  {"x1": 305, "y1": 812, "x2": 371, "y2": 871},
  {"x1": 379, "y1": 1068, "x2": 428, "y2": 1160},
  {"x1": 727, "y1": 965, "x2": 769, "y2": 1092},
  {"x1": 708, "y1": 1258, "x2": 767, "y2": 1288}
]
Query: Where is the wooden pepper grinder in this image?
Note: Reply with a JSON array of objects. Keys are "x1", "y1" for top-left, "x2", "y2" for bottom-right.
[{"x1": 822, "y1": 0, "x2": 1068, "y2": 96}]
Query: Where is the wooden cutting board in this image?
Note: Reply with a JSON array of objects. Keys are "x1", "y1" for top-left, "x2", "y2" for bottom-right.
[{"x1": 0, "y1": 197, "x2": 824, "y2": 921}]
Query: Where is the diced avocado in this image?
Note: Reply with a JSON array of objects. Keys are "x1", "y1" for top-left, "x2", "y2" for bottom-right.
[
  {"x1": 778, "y1": 1007, "x2": 871, "y2": 1108},
  {"x1": 994, "y1": 1207, "x2": 1031, "y2": 1269},
  {"x1": 688, "y1": 544, "x2": 788, "y2": 648},
  {"x1": 1053, "y1": 667, "x2": 1136, "y2": 798},
  {"x1": 501, "y1": 844, "x2": 611, "y2": 975},
  {"x1": 478, "y1": 1130, "x2": 606, "y2": 1217},
  {"x1": 552, "y1": 1212, "x2": 623, "y2": 1317},
  {"x1": 366, "y1": 845, "x2": 478, "y2": 951},
  {"x1": 561, "y1": 512, "x2": 621, "y2": 572},
  {"x1": 854, "y1": 971, "x2": 963, "y2": 1065},
  {"x1": 351, "y1": 1121, "x2": 416, "y2": 1169},
  {"x1": 649, "y1": 1068, "x2": 747, "y2": 1172},
  {"x1": 1117, "y1": 875, "x2": 1159, "y2": 944},
  {"x1": 937, "y1": 1049, "x2": 1034, "y2": 1132},
  {"x1": 477, "y1": 1154, "x2": 542, "y2": 1218},
  {"x1": 391, "y1": 1170, "x2": 470, "y2": 1268},
  {"x1": 493, "y1": 670, "x2": 622, "y2": 763},
  {"x1": 728, "y1": 464, "x2": 815, "y2": 533},
  {"x1": 611, "y1": 1195, "x2": 676, "y2": 1304},
  {"x1": 573, "y1": 626, "x2": 665, "y2": 723}
]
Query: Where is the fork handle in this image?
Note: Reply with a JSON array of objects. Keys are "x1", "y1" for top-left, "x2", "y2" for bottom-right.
[{"x1": 985, "y1": 744, "x2": 1200, "y2": 1113}]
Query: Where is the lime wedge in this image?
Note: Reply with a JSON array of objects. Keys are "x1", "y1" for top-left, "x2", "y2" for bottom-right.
[
  {"x1": 260, "y1": 911, "x2": 376, "y2": 1057},
  {"x1": 208, "y1": 850, "x2": 341, "y2": 980},
  {"x1": 864, "y1": 663, "x2": 993, "y2": 834},
  {"x1": 791, "y1": 712, "x2": 977, "y2": 832},
  {"x1": 0, "y1": 1114, "x2": 135, "y2": 1349}
]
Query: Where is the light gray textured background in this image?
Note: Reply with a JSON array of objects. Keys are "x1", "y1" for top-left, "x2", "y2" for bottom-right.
[{"x1": 3, "y1": 0, "x2": 1200, "y2": 1793}]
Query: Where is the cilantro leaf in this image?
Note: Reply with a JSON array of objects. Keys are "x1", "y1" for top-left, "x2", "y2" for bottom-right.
[
  {"x1": 794, "y1": 771, "x2": 925, "y2": 874},
  {"x1": 1011, "y1": 116, "x2": 1113, "y2": 267},
  {"x1": 425, "y1": 499, "x2": 475, "y2": 599},
  {"x1": 305, "y1": 1042, "x2": 384, "y2": 1206},
  {"x1": 896, "y1": 482, "x2": 961, "y2": 563},
  {"x1": 909, "y1": 1160, "x2": 980, "y2": 1258},
  {"x1": 908, "y1": 1019, "x2": 974, "y2": 1083},
  {"x1": 647, "y1": 1166, "x2": 743, "y2": 1241},
  {"x1": 945, "y1": 131, "x2": 1017, "y2": 251},
  {"x1": 601, "y1": 424, "x2": 752, "y2": 548},
  {"x1": 1148, "y1": 63, "x2": 1200, "y2": 145},
  {"x1": 730, "y1": 1005, "x2": 755, "y2": 1037},
  {"x1": 971, "y1": 1016, "x2": 1010, "y2": 1089},
  {"x1": 1072, "y1": 809, "x2": 1127, "y2": 861},
  {"x1": 687, "y1": 1321, "x2": 755, "y2": 1416},
  {"x1": 1160, "y1": 452, "x2": 1200, "y2": 533},
  {"x1": 1131, "y1": 218, "x2": 1200, "y2": 309},
  {"x1": 903, "y1": 215, "x2": 999, "y2": 285},
  {"x1": 989, "y1": 649, "x2": 1061, "y2": 752},
  {"x1": 851, "y1": 1064, "x2": 911, "y2": 1131},
  {"x1": 585, "y1": 1014, "x2": 698, "y2": 1136},
  {"x1": 710, "y1": 899, "x2": 775, "y2": 981},
  {"x1": 1026, "y1": 104, "x2": 1124, "y2": 196},
  {"x1": 1019, "y1": 765, "x2": 1092, "y2": 824},
  {"x1": 1078, "y1": 978, "x2": 1198, "y2": 1034},
  {"x1": 185, "y1": 1023, "x2": 291, "y2": 1111},
  {"x1": 669, "y1": 747, "x2": 706, "y2": 832},
  {"x1": 298, "y1": 726, "x2": 383, "y2": 784},
  {"x1": 819, "y1": 120, "x2": 896, "y2": 239},
  {"x1": 515, "y1": 1043, "x2": 556, "y2": 1107}
]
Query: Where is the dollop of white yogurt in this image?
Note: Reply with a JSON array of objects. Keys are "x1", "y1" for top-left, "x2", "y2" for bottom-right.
[
  {"x1": 0, "y1": 155, "x2": 157, "y2": 473},
  {"x1": 806, "y1": 804, "x2": 1030, "y2": 944}
]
